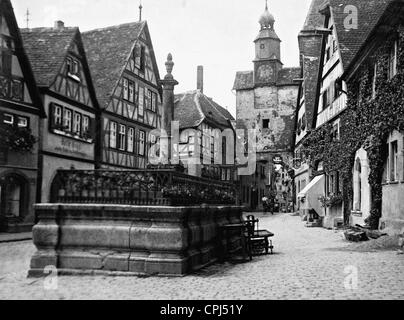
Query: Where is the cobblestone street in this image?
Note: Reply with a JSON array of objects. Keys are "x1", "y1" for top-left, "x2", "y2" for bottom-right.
[{"x1": 0, "y1": 213, "x2": 403, "y2": 300}]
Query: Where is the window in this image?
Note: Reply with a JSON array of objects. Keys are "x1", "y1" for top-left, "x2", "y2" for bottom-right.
[
  {"x1": 123, "y1": 78, "x2": 129, "y2": 101},
  {"x1": 109, "y1": 122, "x2": 117, "y2": 149},
  {"x1": 388, "y1": 40, "x2": 398, "y2": 80},
  {"x1": 17, "y1": 117, "x2": 28, "y2": 128},
  {"x1": 372, "y1": 63, "x2": 377, "y2": 100},
  {"x1": 147, "y1": 89, "x2": 152, "y2": 110},
  {"x1": 129, "y1": 81, "x2": 134, "y2": 103},
  {"x1": 127, "y1": 127, "x2": 135, "y2": 153},
  {"x1": 66, "y1": 56, "x2": 80, "y2": 81},
  {"x1": 63, "y1": 109, "x2": 72, "y2": 132},
  {"x1": 263, "y1": 119, "x2": 270, "y2": 129},
  {"x1": 390, "y1": 141, "x2": 398, "y2": 182},
  {"x1": 332, "y1": 122, "x2": 340, "y2": 141},
  {"x1": 334, "y1": 81, "x2": 340, "y2": 100},
  {"x1": 322, "y1": 89, "x2": 329, "y2": 109},
  {"x1": 333, "y1": 40, "x2": 338, "y2": 53},
  {"x1": 139, "y1": 87, "x2": 144, "y2": 116},
  {"x1": 151, "y1": 92, "x2": 157, "y2": 112},
  {"x1": 73, "y1": 112, "x2": 81, "y2": 134},
  {"x1": 3, "y1": 113, "x2": 13, "y2": 125},
  {"x1": 138, "y1": 130, "x2": 146, "y2": 156},
  {"x1": 53, "y1": 105, "x2": 62, "y2": 127},
  {"x1": 135, "y1": 44, "x2": 146, "y2": 71},
  {"x1": 118, "y1": 124, "x2": 126, "y2": 151},
  {"x1": 82, "y1": 116, "x2": 90, "y2": 135}
]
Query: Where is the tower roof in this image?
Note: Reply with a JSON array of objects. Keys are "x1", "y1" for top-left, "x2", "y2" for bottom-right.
[{"x1": 259, "y1": 0, "x2": 275, "y2": 30}]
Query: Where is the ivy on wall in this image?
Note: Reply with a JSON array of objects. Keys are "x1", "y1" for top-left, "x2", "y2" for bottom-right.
[{"x1": 301, "y1": 26, "x2": 404, "y2": 229}]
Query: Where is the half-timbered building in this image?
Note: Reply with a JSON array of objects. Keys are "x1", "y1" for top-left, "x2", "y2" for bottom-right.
[
  {"x1": 21, "y1": 22, "x2": 99, "y2": 203},
  {"x1": 82, "y1": 21, "x2": 162, "y2": 170},
  {"x1": 0, "y1": 0, "x2": 44, "y2": 232}
]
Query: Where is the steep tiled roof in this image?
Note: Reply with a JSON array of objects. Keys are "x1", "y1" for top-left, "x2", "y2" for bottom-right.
[
  {"x1": 174, "y1": 90, "x2": 233, "y2": 129},
  {"x1": 277, "y1": 67, "x2": 301, "y2": 85},
  {"x1": 21, "y1": 27, "x2": 78, "y2": 87},
  {"x1": 302, "y1": 0, "x2": 327, "y2": 31},
  {"x1": 330, "y1": 0, "x2": 393, "y2": 68},
  {"x1": 233, "y1": 71, "x2": 254, "y2": 90},
  {"x1": 82, "y1": 22, "x2": 145, "y2": 109}
]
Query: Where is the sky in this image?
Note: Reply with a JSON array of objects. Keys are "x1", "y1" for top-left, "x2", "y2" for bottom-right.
[{"x1": 12, "y1": 0, "x2": 312, "y2": 117}]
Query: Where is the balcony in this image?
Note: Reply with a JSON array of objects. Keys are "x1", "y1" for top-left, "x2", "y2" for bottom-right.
[{"x1": 317, "y1": 93, "x2": 347, "y2": 128}]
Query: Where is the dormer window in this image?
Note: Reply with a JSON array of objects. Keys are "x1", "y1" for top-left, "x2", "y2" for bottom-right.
[{"x1": 66, "y1": 56, "x2": 81, "y2": 82}]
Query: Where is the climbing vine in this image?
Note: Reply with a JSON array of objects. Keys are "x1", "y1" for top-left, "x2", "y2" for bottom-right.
[{"x1": 301, "y1": 27, "x2": 404, "y2": 229}]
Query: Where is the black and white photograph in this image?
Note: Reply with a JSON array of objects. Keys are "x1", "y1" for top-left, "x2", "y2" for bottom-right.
[{"x1": 0, "y1": 0, "x2": 403, "y2": 304}]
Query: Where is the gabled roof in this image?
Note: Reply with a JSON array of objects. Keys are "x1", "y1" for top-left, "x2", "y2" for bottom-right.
[
  {"x1": 302, "y1": 0, "x2": 327, "y2": 31},
  {"x1": 233, "y1": 71, "x2": 254, "y2": 91},
  {"x1": 0, "y1": 0, "x2": 44, "y2": 117},
  {"x1": 82, "y1": 21, "x2": 161, "y2": 109},
  {"x1": 21, "y1": 27, "x2": 79, "y2": 87},
  {"x1": 329, "y1": 0, "x2": 394, "y2": 68},
  {"x1": 174, "y1": 90, "x2": 234, "y2": 130},
  {"x1": 233, "y1": 67, "x2": 300, "y2": 90},
  {"x1": 277, "y1": 67, "x2": 301, "y2": 85}
]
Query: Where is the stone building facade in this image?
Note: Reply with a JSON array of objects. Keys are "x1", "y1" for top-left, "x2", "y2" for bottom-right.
[{"x1": 233, "y1": 4, "x2": 300, "y2": 210}]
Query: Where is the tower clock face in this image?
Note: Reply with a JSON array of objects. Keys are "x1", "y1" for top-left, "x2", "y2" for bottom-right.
[{"x1": 257, "y1": 64, "x2": 274, "y2": 82}]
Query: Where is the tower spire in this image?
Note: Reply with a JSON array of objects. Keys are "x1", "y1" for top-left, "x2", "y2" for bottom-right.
[
  {"x1": 25, "y1": 8, "x2": 30, "y2": 29},
  {"x1": 139, "y1": 0, "x2": 143, "y2": 22}
]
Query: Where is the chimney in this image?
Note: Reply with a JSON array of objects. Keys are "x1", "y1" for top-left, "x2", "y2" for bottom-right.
[
  {"x1": 197, "y1": 66, "x2": 204, "y2": 93},
  {"x1": 54, "y1": 20, "x2": 65, "y2": 30}
]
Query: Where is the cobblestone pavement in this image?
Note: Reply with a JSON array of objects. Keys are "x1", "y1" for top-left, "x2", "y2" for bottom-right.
[{"x1": 0, "y1": 214, "x2": 403, "y2": 300}]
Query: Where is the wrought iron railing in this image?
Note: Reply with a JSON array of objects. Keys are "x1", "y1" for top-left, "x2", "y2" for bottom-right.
[{"x1": 50, "y1": 169, "x2": 237, "y2": 206}]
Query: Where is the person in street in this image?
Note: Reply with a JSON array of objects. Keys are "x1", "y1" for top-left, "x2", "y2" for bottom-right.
[{"x1": 262, "y1": 196, "x2": 269, "y2": 214}]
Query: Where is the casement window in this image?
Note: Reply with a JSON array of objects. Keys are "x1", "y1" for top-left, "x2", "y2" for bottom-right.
[
  {"x1": 135, "y1": 82, "x2": 139, "y2": 104},
  {"x1": 118, "y1": 124, "x2": 126, "y2": 151},
  {"x1": 53, "y1": 105, "x2": 63, "y2": 127},
  {"x1": 372, "y1": 63, "x2": 377, "y2": 100},
  {"x1": 82, "y1": 116, "x2": 90, "y2": 135},
  {"x1": 129, "y1": 81, "x2": 134, "y2": 103},
  {"x1": 127, "y1": 127, "x2": 135, "y2": 153},
  {"x1": 138, "y1": 130, "x2": 146, "y2": 156},
  {"x1": 109, "y1": 121, "x2": 117, "y2": 149},
  {"x1": 2, "y1": 112, "x2": 29, "y2": 128},
  {"x1": 123, "y1": 78, "x2": 129, "y2": 101},
  {"x1": 390, "y1": 141, "x2": 398, "y2": 182},
  {"x1": 73, "y1": 112, "x2": 81, "y2": 134},
  {"x1": 63, "y1": 109, "x2": 72, "y2": 132},
  {"x1": 388, "y1": 40, "x2": 398, "y2": 80},
  {"x1": 147, "y1": 89, "x2": 152, "y2": 110},
  {"x1": 139, "y1": 87, "x2": 144, "y2": 116},
  {"x1": 66, "y1": 56, "x2": 80, "y2": 81},
  {"x1": 151, "y1": 92, "x2": 157, "y2": 112}
]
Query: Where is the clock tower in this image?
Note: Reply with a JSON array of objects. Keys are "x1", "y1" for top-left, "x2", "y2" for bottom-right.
[{"x1": 254, "y1": 1, "x2": 283, "y2": 85}]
